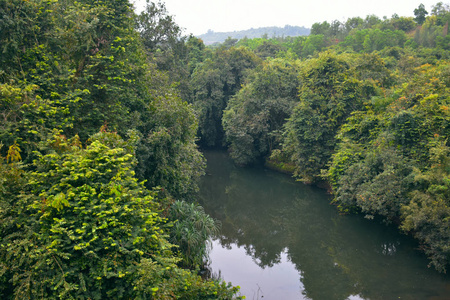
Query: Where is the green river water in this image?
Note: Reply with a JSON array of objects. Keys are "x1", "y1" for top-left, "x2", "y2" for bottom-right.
[{"x1": 198, "y1": 150, "x2": 450, "y2": 300}]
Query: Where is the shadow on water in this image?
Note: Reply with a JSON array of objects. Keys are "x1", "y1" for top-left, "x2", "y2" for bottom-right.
[{"x1": 199, "y1": 150, "x2": 450, "y2": 300}]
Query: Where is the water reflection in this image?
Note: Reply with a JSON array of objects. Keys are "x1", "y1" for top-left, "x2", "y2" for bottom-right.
[
  {"x1": 199, "y1": 150, "x2": 450, "y2": 300},
  {"x1": 209, "y1": 242, "x2": 304, "y2": 299}
]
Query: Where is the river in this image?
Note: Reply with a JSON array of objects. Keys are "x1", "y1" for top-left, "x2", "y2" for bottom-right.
[{"x1": 198, "y1": 150, "x2": 450, "y2": 300}]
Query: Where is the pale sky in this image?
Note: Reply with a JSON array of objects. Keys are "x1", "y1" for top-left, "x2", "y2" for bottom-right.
[{"x1": 133, "y1": 0, "x2": 445, "y2": 36}]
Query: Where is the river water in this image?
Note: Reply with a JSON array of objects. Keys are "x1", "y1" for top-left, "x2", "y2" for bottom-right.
[{"x1": 198, "y1": 150, "x2": 450, "y2": 300}]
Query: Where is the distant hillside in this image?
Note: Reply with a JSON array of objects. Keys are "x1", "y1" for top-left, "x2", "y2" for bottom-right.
[{"x1": 198, "y1": 25, "x2": 310, "y2": 45}]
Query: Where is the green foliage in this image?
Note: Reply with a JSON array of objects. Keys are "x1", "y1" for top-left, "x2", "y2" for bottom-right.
[
  {"x1": 413, "y1": 14, "x2": 450, "y2": 48},
  {"x1": 0, "y1": 0, "x2": 206, "y2": 200},
  {"x1": 135, "y1": 0, "x2": 196, "y2": 100},
  {"x1": 0, "y1": 0, "x2": 240, "y2": 297},
  {"x1": 0, "y1": 144, "x2": 27, "y2": 296},
  {"x1": 431, "y1": 2, "x2": 450, "y2": 26},
  {"x1": 0, "y1": 82, "x2": 74, "y2": 162},
  {"x1": 223, "y1": 58, "x2": 300, "y2": 165},
  {"x1": 300, "y1": 34, "x2": 328, "y2": 57},
  {"x1": 6, "y1": 141, "x2": 21, "y2": 163},
  {"x1": 168, "y1": 201, "x2": 220, "y2": 268},
  {"x1": 0, "y1": 0, "x2": 145, "y2": 142},
  {"x1": 0, "y1": 132, "x2": 240, "y2": 298},
  {"x1": 186, "y1": 36, "x2": 207, "y2": 74},
  {"x1": 190, "y1": 46, "x2": 261, "y2": 147},
  {"x1": 282, "y1": 51, "x2": 370, "y2": 182},
  {"x1": 189, "y1": 0, "x2": 450, "y2": 274},
  {"x1": 391, "y1": 16, "x2": 417, "y2": 32},
  {"x1": 353, "y1": 52, "x2": 396, "y2": 88},
  {"x1": 332, "y1": 145, "x2": 414, "y2": 219},
  {"x1": 311, "y1": 21, "x2": 331, "y2": 36},
  {"x1": 136, "y1": 94, "x2": 206, "y2": 200},
  {"x1": 414, "y1": 3, "x2": 429, "y2": 25},
  {"x1": 401, "y1": 138, "x2": 450, "y2": 272},
  {"x1": 136, "y1": 0, "x2": 181, "y2": 53},
  {"x1": 135, "y1": 256, "x2": 242, "y2": 299},
  {"x1": 1, "y1": 132, "x2": 165, "y2": 299},
  {"x1": 329, "y1": 58, "x2": 450, "y2": 270},
  {"x1": 254, "y1": 40, "x2": 284, "y2": 59},
  {"x1": 342, "y1": 28, "x2": 407, "y2": 52},
  {"x1": 2, "y1": 0, "x2": 450, "y2": 287}
]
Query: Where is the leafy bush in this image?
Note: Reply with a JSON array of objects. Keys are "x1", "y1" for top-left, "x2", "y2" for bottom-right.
[
  {"x1": 168, "y1": 201, "x2": 220, "y2": 268},
  {"x1": 223, "y1": 58, "x2": 300, "y2": 165},
  {"x1": 0, "y1": 131, "x2": 241, "y2": 299}
]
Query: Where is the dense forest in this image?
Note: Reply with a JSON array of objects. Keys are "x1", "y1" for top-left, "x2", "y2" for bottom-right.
[
  {"x1": 0, "y1": 0, "x2": 240, "y2": 298},
  {"x1": 205, "y1": 2, "x2": 450, "y2": 272},
  {"x1": 0, "y1": 0, "x2": 449, "y2": 298},
  {"x1": 187, "y1": 2, "x2": 450, "y2": 274}
]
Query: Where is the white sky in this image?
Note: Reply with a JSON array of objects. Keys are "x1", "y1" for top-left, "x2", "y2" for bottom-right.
[{"x1": 133, "y1": 0, "x2": 445, "y2": 36}]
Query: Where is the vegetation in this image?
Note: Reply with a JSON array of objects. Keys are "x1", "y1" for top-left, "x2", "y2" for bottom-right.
[
  {"x1": 2, "y1": 0, "x2": 450, "y2": 297},
  {"x1": 198, "y1": 25, "x2": 310, "y2": 45},
  {"x1": 187, "y1": 2, "x2": 450, "y2": 273},
  {"x1": 222, "y1": 58, "x2": 300, "y2": 165},
  {"x1": 0, "y1": 0, "x2": 242, "y2": 298},
  {"x1": 190, "y1": 46, "x2": 261, "y2": 147}
]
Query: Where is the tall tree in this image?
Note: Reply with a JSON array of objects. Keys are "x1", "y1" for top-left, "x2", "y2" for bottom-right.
[
  {"x1": 223, "y1": 58, "x2": 300, "y2": 165},
  {"x1": 414, "y1": 3, "x2": 429, "y2": 25},
  {"x1": 282, "y1": 52, "x2": 373, "y2": 183},
  {"x1": 190, "y1": 46, "x2": 261, "y2": 147}
]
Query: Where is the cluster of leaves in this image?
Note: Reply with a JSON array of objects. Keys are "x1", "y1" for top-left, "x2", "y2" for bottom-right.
[
  {"x1": 0, "y1": 132, "x2": 241, "y2": 299},
  {"x1": 282, "y1": 51, "x2": 377, "y2": 183},
  {"x1": 0, "y1": 0, "x2": 205, "y2": 200},
  {"x1": 188, "y1": 3, "x2": 450, "y2": 154},
  {"x1": 293, "y1": 56, "x2": 449, "y2": 271}
]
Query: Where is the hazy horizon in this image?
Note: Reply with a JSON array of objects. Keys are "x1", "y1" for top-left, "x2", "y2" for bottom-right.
[{"x1": 133, "y1": 0, "x2": 445, "y2": 36}]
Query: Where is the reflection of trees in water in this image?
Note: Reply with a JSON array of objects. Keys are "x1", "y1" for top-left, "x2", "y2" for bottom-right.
[
  {"x1": 199, "y1": 150, "x2": 450, "y2": 300},
  {"x1": 216, "y1": 168, "x2": 292, "y2": 268}
]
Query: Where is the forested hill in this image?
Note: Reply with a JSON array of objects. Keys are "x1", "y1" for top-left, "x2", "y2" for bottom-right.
[{"x1": 198, "y1": 25, "x2": 310, "y2": 45}]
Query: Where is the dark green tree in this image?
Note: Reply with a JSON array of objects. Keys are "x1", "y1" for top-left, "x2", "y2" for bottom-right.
[
  {"x1": 329, "y1": 59, "x2": 450, "y2": 271},
  {"x1": 344, "y1": 17, "x2": 364, "y2": 34},
  {"x1": 190, "y1": 46, "x2": 261, "y2": 147},
  {"x1": 223, "y1": 58, "x2": 300, "y2": 165},
  {"x1": 414, "y1": 3, "x2": 429, "y2": 25},
  {"x1": 135, "y1": 91, "x2": 206, "y2": 200},
  {"x1": 391, "y1": 16, "x2": 416, "y2": 32},
  {"x1": 401, "y1": 138, "x2": 450, "y2": 273},
  {"x1": 135, "y1": 0, "x2": 181, "y2": 52},
  {"x1": 255, "y1": 40, "x2": 283, "y2": 59},
  {"x1": 135, "y1": 0, "x2": 194, "y2": 99},
  {"x1": 311, "y1": 21, "x2": 331, "y2": 35},
  {"x1": 282, "y1": 52, "x2": 372, "y2": 183}
]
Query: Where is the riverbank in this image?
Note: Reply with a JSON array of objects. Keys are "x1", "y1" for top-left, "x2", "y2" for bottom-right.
[{"x1": 200, "y1": 149, "x2": 450, "y2": 300}]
